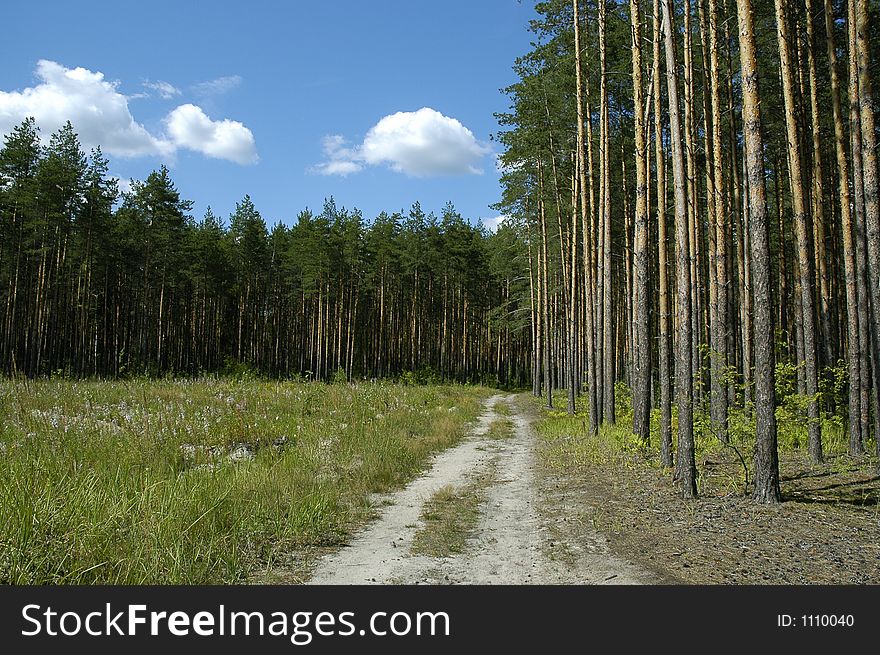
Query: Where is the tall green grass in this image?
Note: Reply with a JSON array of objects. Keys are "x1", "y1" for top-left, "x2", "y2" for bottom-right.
[{"x1": 0, "y1": 379, "x2": 487, "y2": 583}]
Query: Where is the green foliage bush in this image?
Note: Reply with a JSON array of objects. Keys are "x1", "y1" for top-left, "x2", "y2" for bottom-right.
[
  {"x1": 220, "y1": 357, "x2": 261, "y2": 381},
  {"x1": 330, "y1": 368, "x2": 349, "y2": 385},
  {"x1": 399, "y1": 365, "x2": 442, "y2": 386}
]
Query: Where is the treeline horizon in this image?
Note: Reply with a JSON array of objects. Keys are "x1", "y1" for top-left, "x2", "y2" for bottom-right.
[
  {"x1": 494, "y1": 0, "x2": 880, "y2": 501},
  {"x1": 0, "y1": 118, "x2": 531, "y2": 384}
]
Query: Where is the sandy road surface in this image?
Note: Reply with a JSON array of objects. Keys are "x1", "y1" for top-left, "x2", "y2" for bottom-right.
[{"x1": 308, "y1": 394, "x2": 654, "y2": 585}]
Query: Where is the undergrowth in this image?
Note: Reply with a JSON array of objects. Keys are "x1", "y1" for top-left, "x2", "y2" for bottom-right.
[{"x1": 536, "y1": 378, "x2": 876, "y2": 499}]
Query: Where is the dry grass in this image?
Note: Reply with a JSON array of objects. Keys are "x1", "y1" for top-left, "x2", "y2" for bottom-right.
[
  {"x1": 410, "y1": 465, "x2": 496, "y2": 558},
  {"x1": 486, "y1": 415, "x2": 516, "y2": 440}
]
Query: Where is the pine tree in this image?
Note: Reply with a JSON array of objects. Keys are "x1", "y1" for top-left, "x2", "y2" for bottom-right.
[
  {"x1": 737, "y1": 0, "x2": 781, "y2": 503},
  {"x1": 662, "y1": 0, "x2": 698, "y2": 498}
]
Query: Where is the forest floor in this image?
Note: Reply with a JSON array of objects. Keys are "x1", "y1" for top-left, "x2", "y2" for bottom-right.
[
  {"x1": 298, "y1": 394, "x2": 656, "y2": 585},
  {"x1": 538, "y1": 400, "x2": 880, "y2": 585}
]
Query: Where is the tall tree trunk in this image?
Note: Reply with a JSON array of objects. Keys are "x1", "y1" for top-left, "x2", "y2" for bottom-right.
[
  {"x1": 631, "y1": 0, "x2": 651, "y2": 444},
  {"x1": 528, "y1": 228, "x2": 541, "y2": 397},
  {"x1": 708, "y1": 0, "x2": 729, "y2": 441},
  {"x1": 737, "y1": 0, "x2": 781, "y2": 503},
  {"x1": 599, "y1": 0, "x2": 615, "y2": 425},
  {"x1": 686, "y1": 0, "x2": 705, "y2": 404},
  {"x1": 568, "y1": 161, "x2": 579, "y2": 415},
  {"x1": 774, "y1": 161, "x2": 790, "y2": 350},
  {"x1": 654, "y1": 0, "x2": 673, "y2": 467},
  {"x1": 855, "y1": 0, "x2": 880, "y2": 464},
  {"x1": 774, "y1": 0, "x2": 823, "y2": 462},
  {"x1": 725, "y1": 17, "x2": 745, "y2": 410},
  {"x1": 804, "y1": 0, "x2": 834, "y2": 374},
  {"x1": 848, "y1": 0, "x2": 871, "y2": 452},
  {"x1": 823, "y1": 0, "x2": 862, "y2": 453},
  {"x1": 662, "y1": 0, "x2": 697, "y2": 498},
  {"x1": 573, "y1": 0, "x2": 599, "y2": 433},
  {"x1": 740, "y1": 152, "x2": 754, "y2": 414},
  {"x1": 539, "y1": 161, "x2": 553, "y2": 409}
]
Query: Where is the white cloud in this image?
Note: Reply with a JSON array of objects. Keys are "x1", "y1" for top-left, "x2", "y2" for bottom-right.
[
  {"x1": 311, "y1": 135, "x2": 363, "y2": 176},
  {"x1": 481, "y1": 215, "x2": 510, "y2": 232},
  {"x1": 192, "y1": 75, "x2": 242, "y2": 96},
  {"x1": 314, "y1": 107, "x2": 490, "y2": 177},
  {"x1": 0, "y1": 61, "x2": 257, "y2": 165},
  {"x1": 321, "y1": 135, "x2": 357, "y2": 159},
  {"x1": 0, "y1": 59, "x2": 174, "y2": 158},
  {"x1": 143, "y1": 80, "x2": 181, "y2": 99},
  {"x1": 316, "y1": 160, "x2": 363, "y2": 176},
  {"x1": 362, "y1": 108, "x2": 489, "y2": 175},
  {"x1": 165, "y1": 103, "x2": 257, "y2": 165}
]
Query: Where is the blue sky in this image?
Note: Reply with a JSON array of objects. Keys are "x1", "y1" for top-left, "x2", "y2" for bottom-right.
[{"x1": 0, "y1": 0, "x2": 538, "y2": 229}]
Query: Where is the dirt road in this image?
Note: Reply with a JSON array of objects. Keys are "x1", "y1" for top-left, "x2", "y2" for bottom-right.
[{"x1": 307, "y1": 394, "x2": 655, "y2": 585}]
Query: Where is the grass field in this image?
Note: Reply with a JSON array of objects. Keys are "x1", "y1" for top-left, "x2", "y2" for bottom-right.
[{"x1": 0, "y1": 378, "x2": 488, "y2": 584}]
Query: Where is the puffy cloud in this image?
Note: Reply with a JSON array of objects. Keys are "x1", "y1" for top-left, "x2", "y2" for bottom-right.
[
  {"x1": 314, "y1": 107, "x2": 490, "y2": 177},
  {"x1": 0, "y1": 59, "x2": 173, "y2": 158},
  {"x1": 0, "y1": 61, "x2": 257, "y2": 165},
  {"x1": 192, "y1": 75, "x2": 242, "y2": 96},
  {"x1": 481, "y1": 215, "x2": 510, "y2": 232},
  {"x1": 362, "y1": 108, "x2": 490, "y2": 175},
  {"x1": 143, "y1": 80, "x2": 181, "y2": 99},
  {"x1": 165, "y1": 103, "x2": 257, "y2": 165}
]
